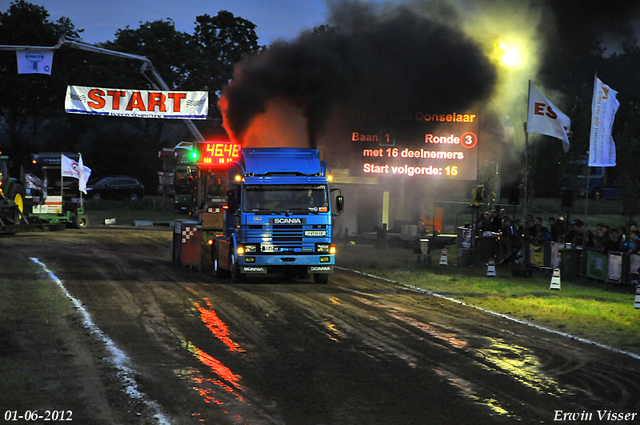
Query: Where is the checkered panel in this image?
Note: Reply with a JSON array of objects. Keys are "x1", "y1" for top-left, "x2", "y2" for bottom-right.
[{"x1": 182, "y1": 226, "x2": 196, "y2": 243}]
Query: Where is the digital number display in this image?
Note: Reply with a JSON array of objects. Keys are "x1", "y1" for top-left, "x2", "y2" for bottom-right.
[
  {"x1": 352, "y1": 111, "x2": 479, "y2": 180},
  {"x1": 197, "y1": 141, "x2": 241, "y2": 166}
]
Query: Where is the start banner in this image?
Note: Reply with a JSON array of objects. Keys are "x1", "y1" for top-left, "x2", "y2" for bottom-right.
[{"x1": 65, "y1": 85, "x2": 208, "y2": 119}]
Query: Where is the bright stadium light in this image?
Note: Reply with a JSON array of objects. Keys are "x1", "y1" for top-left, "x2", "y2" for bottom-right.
[{"x1": 498, "y1": 42, "x2": 523, "y2": 68}]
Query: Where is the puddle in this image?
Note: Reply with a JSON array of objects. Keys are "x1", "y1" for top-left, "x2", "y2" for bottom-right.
[
  {"x1": 195, "y1": 301, "x2": 245, "y2": 352},
  {"x1": 476, "y1": 338, "x2": 567, "y2": 396}
]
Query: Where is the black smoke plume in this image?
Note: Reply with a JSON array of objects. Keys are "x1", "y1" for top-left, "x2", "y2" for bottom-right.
[{"x1": 219, "y1": 0, "x2": 497, "y2": 147}]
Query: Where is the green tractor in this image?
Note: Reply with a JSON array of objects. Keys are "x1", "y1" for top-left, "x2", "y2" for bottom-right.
[
  {"x1": 28, "y1": 153, "x2": 89, "y2": 229},
  {"x1": 0, "y1": 155, "x2": 27, "y2": 226},
  {"x1": 0, "y1": 153, "x2": 89, "y2": 234}
]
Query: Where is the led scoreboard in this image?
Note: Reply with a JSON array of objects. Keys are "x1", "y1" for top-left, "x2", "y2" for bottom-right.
[
  {"x1": 197, "y1": 141, "x2": 241, "y2": 166},
  {"x1": 352, "y1": 111, "x2": 479, "y2": 180}
]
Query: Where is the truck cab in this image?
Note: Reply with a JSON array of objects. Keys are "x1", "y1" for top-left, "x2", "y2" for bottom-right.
[
  {"x1": 561, "y1": 159, "x2": 620, "y2": 200},
  {"x1": 214, "y1": 148, "x2": 344, "y2": 283}
]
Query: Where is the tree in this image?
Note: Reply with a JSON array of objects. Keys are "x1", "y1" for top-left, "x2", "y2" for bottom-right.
[
  {"x1": 103, "y1": 19, "x2": 195, "y2": 90},
  {"x1": 0, "y1": 0, "x2": 82, "y2": 163},
  {"x1": 190, "y1": 10, "x2": 261, "y2": 110},
  {"x1": 0, "y1": 2, "x2": 265, "y2": 194}
]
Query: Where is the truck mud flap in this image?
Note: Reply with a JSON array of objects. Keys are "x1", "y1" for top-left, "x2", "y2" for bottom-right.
[{"x1": 307, "y1": 266, "x2": 333, "y2": 274}]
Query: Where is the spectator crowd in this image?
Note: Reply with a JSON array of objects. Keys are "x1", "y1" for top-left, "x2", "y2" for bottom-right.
[{"x1": 476, "y1": 209, "x2": 640, "y2": 265}]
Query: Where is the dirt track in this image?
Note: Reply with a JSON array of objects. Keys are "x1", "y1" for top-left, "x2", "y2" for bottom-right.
[{"x1": 2, "y1": 227, "x2": 640, "y2": 424}]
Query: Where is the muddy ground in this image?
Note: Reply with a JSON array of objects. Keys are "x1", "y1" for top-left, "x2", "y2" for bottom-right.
[{"x1": 1, "y1": 227, "x2": 640, "y2": 424}]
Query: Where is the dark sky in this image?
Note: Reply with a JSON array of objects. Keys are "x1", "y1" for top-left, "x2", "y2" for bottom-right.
[{"x1": 0, "y1": 0, "x2": 336, "y2": 46}]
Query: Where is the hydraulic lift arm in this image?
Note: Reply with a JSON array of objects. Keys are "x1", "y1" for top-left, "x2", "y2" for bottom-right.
[{"x1": 0, "y1": 36, "x2": 205, "y2": 142}]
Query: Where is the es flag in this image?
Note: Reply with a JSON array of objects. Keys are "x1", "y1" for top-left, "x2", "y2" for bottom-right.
[
  {"x1": 65, "y1": 85, "x2": 208, "y2": 119},
  {"x1": 589, "y1": 77, "x2": 619, "y2": 167},
  {"x1": 527, "y1": 81, "x2": 571, "y2": 152},
  {"x1": 16, "y1": 50, "x2": 54, "y2": 75}
]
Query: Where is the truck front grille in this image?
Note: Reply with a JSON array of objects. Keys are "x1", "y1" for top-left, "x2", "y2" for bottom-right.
[{"x1": 246, "y1": 224, "x2": 312, "y2": 251}]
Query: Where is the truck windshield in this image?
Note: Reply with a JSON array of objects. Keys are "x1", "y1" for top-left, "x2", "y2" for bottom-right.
[{"x1": 243, "y1": 184, "x2": 329, "y2": 213}]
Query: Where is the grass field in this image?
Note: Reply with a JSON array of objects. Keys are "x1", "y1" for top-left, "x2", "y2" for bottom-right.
[
  {"x1": 336, "y1": 243, "x2": 640, "y2": 355},
  {"x1": 83, "y1": 197, "x2": 184, "y2": 225}
]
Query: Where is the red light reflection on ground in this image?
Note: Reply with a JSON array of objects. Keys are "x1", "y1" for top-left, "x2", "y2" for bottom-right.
[
  {"x1": 195, "y1": 301, "x2": 245, "y2": 353},
  {"x1": 178, "y1": 343, "x2": 245, "y2": 406},
  {"x1": 191, "y1": 345, "x2": 243, "y2": 392}
]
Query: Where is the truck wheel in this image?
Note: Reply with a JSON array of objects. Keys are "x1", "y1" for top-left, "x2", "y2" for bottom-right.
[
  {"x1": 72, "y1": 214, "x2": 89, "y2": 229},
  {"x1": 314, "y1": 273, "x2": 330, "y2": 284},
  {"x1": 229, "y1": 246, "x2": 244, "y2": 283}
]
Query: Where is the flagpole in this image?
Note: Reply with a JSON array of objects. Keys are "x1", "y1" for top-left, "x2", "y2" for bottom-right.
[
  {"x1": 60, "y1": 154, "x2": 64, "y2": 211},
  {"x1": 584, "y1": 153, "x2": 590, "y2": 216},
  {"x1": 524, "y1": 125, "x2": 528, "y2": 222},
  {"x1": 524, "y1": 80, "x2": 531, "y2": 222},
  {"x1": 585, "y1": 73, "x2": 598, "y2": 217},
  {"x1": 79, "y1": 153, "x2": 84, "y2": 209}
]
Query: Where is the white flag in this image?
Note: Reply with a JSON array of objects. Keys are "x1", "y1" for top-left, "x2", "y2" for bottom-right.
[
  {"x1": 16, "y1": 50, "x2": 54, "y2": 75},
  {"x1": 78, "y1": 154, "x2": 91, "y2": 194},
  {"x1": 61, "y1": 154, "x2": 91, "y2": 192},
  {"x1": 61, "y1": 154, "x2": 81, "y2": 179},
  {"x1": 527, "y1": 81, "x2": 571, "y2": 152},
  {"x1": 589, "y1": 77, "x2": 619, "y2": 167}
]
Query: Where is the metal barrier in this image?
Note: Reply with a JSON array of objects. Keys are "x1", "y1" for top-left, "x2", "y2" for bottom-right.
[{"x1": 562, "y1": 248, "x2": 639, "y2": 285}]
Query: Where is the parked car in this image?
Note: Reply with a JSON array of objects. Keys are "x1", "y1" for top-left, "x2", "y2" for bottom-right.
[{"x1": 87, "y1": 176, "x2": 145, "y2": 201}]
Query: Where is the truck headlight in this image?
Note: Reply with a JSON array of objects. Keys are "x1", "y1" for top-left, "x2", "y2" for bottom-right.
[
  {"x1": 243, "y1": 244, "x2": 258, "y2": 253},
  {"x1": 316, "y1": 244, "x2": 331, "y2": 253}
]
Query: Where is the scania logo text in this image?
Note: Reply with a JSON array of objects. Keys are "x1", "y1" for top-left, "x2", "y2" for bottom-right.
[{"x1": 270, "y1": 218, "x2": 305, "y2": 224}]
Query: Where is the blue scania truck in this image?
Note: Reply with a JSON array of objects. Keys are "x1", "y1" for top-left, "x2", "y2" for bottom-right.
[{"x1": 212, "y1": 147, "x2": 344, "y2": 283}]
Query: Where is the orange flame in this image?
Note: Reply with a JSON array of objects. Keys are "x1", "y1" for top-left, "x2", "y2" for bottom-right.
[{"x1": 220, "y1": 95, "x2": 310, "y2": 148}]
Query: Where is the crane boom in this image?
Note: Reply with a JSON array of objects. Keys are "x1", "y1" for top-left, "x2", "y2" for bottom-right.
[{"x1": 0, "y1": 36, "x2": 205, "y2": 141}]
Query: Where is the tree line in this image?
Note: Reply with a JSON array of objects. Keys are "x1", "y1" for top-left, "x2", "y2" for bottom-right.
[
  {"x1": 1, "y1": 0, "x2": 640, "y2": 212},
  {"x1": 0, "y1": 0, "x2": 260, "y2": 188}
]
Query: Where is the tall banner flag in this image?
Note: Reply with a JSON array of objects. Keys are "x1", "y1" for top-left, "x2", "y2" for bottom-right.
[
  {"x1": 16, "y1": 50, "x2": 54, "y2": 75},
  {"x1": 78, "y1": 154, "x2": 89, "y2": 194},
  {"x1": 589, "y1": 76, "x2": 619, "y2": 167},
  {"x1": 65, "y1": 85, "x2": 208, "y2": 119},
  {"x1": 526, "y1": 81, "x2": 571, "y2": 152}
]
